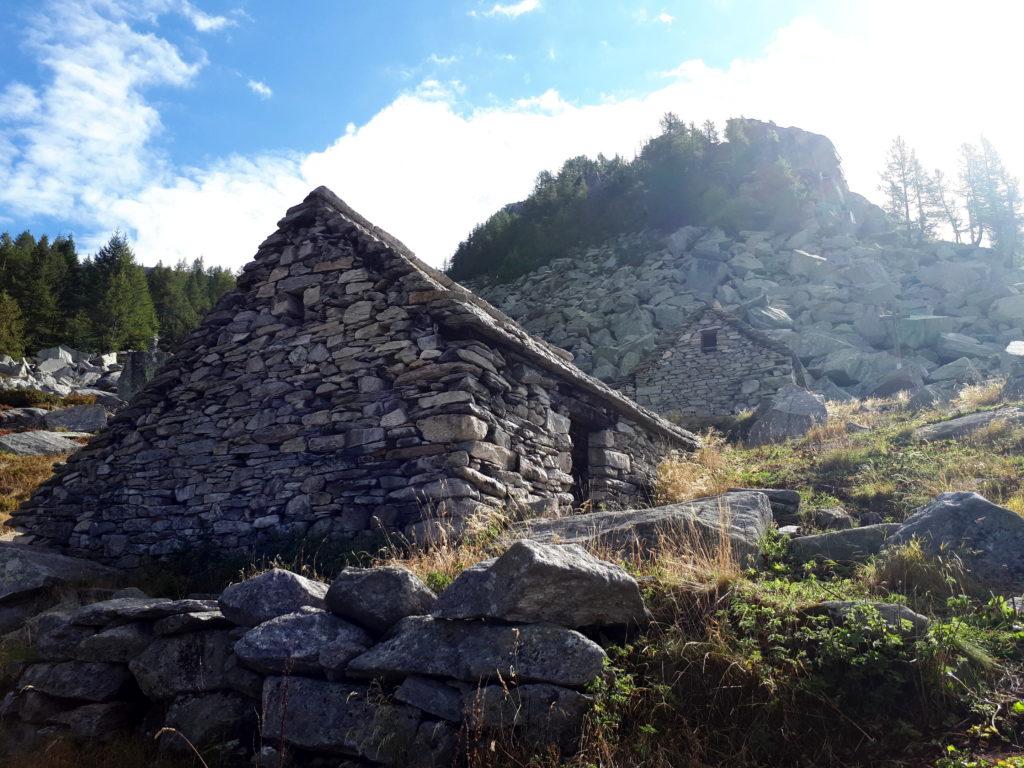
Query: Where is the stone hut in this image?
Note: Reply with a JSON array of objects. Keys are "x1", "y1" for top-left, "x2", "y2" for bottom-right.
[
  {"x1": 11, "y1": 187, "x2": 697, "y2": 567},
  {"x1": 624, "y1": 307, "x2": 799, "y2": 420}
]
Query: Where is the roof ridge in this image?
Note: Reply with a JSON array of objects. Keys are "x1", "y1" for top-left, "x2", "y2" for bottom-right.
[{"x1": 298, "y1": 187, "x2": 697, "y2": 447}]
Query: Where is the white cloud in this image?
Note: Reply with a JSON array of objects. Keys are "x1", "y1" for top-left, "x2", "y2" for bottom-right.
[
  {"x1": 634, "y1": 8, "x2": 674, "y2": 24},
  {"x1": 514, "y1": 88, "x2": 569, "y2": 113},
  {"x1": 0, "y1": 0, "x2": 201, "y2": 220},
  {"x1": 180, "y1": 0, "x2": 236, "y2": 32},
  {"x1": 246, "y1": 79, "x2": 273, "y2": 99},
  {"x1": 5, "y1": 0, "x2": 1024, "y2": 275},
  {"x1": 427, "y1": 53, "x2": 459, "y2": 66},
  {"x1": 0, "y1": 83, "x2": 41, "y2": 121},
  {"x1": 471, "y1": 0, "x2": 541, "y2": 19}
]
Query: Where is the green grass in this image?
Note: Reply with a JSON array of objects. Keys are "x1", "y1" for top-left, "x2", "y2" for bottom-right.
[{"x1": 730, "y1": 396, "x2": 1024, "y2": 523}]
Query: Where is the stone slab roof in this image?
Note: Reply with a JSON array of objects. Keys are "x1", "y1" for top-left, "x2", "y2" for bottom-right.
[{"x1": 299, "y1": 187, "x2": 698, "y2": 449}]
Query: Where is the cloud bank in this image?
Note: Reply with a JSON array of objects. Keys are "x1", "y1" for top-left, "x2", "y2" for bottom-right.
[{"x1": 1, "y1": 0, "x2": 1023, "y2": 270}]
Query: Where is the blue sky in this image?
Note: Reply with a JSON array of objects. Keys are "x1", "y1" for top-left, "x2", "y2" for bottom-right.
[{"x1": 0, "y1": 1, "x2": 1018, "y2": 268}]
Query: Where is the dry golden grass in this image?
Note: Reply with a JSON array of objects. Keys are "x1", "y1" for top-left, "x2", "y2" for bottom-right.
[
  {"x1": 654, "y1": 431, "x2": 737, "y2": 504},
  {"x1": 802, "y1": 396, "x2": 902, "y2": 446},
  {"x1": 0, "y1": 452, "x2": 66, "y2": 530},
  {"x1": 955, "y1": 379, "x2": 1005, "y2": 410}
]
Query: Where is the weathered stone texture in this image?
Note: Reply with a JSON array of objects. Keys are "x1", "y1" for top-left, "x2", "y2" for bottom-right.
[
  {"x1": 625, "y1": 308, "x2": 797, "y2": 419},
  {"x1": 12, "y1": 187, "x2": 695, "y2": 566}
]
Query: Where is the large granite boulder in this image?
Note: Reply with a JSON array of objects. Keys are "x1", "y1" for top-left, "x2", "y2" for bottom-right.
[
  {"x1": 434, "y1": 539, "x2": 647, "y2": 627},
  {"x1": 218, "y1": 568, "x2": 328, "y2": 626},
  {"x1": 234, "y1": 607, "x2": 372, "y2": 675},
  {"x1": 937, "y1": 332, "x2": 993, "y2": 362},
  {"x1": 0, "y1": 408, "x2": 47, "y2": 430},
  {"x1": 927, "y1": 357, "x2": 981, "y2": 384},
  {"x1": 163, "y1": 691, "x2": 256, "y2": 751},
  {"x1": 467, "y1": 684, "x2": 593, "y2": 754},
  {"x1": 886, "y1": 492, "x2": 1024, "y2": 595},
  {"x1": 517, "y1": 490, "x2": 772, "y2": 566},
  {"x1": 747, "y1": 384, "x2": 827, "y2": 446},
  {"x1": 895, "y1": 315, "x2": 954, "y2": 349},
  {"x1": 43, "y1": 404, "x2": 109, "y2": 432},
  {"x1": 346, "y1": 615, "x2": 605, "y2": 688},
  {"x1": 69, "y1": 597, "x2": 218, "y2": 627},
  {"x1": 18, "y1": 661, "x2": 131, "y2": 702},
  {"x1": 0, "y1": 543, "x2": 120, "y2": 604},
  {"x1": 75, "y1": 622, "x2": 153, "y2": 663},
  {"x1": 325, "y1": 566, "x2": 436, "y2": 635}
]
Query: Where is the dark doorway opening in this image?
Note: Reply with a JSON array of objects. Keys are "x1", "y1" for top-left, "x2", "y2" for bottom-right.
[{"x1": 569, "y1": 420, "x2": 590, "y2": 506}]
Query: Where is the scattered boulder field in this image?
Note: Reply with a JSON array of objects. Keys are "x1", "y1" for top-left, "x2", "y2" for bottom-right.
[{"x1": 0, "y1": 345, "x2": 167, "y2": 457}]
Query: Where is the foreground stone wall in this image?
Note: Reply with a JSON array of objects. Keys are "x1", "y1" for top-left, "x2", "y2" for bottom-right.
[
  {"x1": 0, "y1": 541, "x2": 647, "y2": 766},
  {"x1": 13, "y1": 189, "x2": 694, "y2": 567},
  {"x1": 626, "y1": 311, "x2": 795, "y2": 419}
]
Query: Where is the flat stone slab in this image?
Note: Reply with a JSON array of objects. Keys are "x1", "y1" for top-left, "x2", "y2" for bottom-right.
[
  {"x1": 0, "y1": 430, "x2": 84, "y2": 456},
  {"x1": 0, "y1": 542, "x2": 121, "y2": 604},
  {"x1": 515, "y1": 490, "x2": 773, "y2": 565},
  {"x1": 789, "y1": 524, "x2": 900, "y2": 564},
  {"x1": 346, "y1": 615, "x2": 606, "y2": 688},
  {"x1": 914, "y1": 407, "x2": 1024, "y2": 441}
]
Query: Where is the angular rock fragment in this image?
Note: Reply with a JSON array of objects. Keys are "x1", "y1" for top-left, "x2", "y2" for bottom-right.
[
  {"x1": 218, "y1": 568, "x2": 328, "y2": 626},
  {"x1": 326, "y1": 566, "x2": 436, "y2": 634},
  {"x1": 234, "y1": 607, "x2": 371, "y2": 675},
  {"x1": 435, "y1": 539, "x2": 646, "y2": 627}
]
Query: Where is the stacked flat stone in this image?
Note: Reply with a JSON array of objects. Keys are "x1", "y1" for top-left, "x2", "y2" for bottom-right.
[
  {"x1": 11, "y1": 187, "x2": 696, "y2": 567},
  {"x1": 625, "y1": 307, "x2": 798, "y2": 420},
  {"x1": 0, "y1": 540, "x2": 647, "y2": 765}
]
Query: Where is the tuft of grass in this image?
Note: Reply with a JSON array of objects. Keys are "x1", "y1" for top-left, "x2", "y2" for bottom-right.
[
  {"x1": 860, "y1": 540, "x2": 967, "y2": 612},
  {"x1": 654, "y1": 431, "x2": 738, "y2": 504},
  {"x1": 0, "y1": 453, "x2": 68, "y2": 530},
  {"x1": 956, "y1": 380, "x2": 1006, "y2": 411}
]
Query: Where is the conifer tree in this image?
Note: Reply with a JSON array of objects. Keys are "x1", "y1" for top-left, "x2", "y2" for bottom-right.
[
  {"x1": 0, "y1": 291, "x2": 25, "y2": 358},
  {"x1": 91, "y1": 233, "x2": 158, "y2": 350}
]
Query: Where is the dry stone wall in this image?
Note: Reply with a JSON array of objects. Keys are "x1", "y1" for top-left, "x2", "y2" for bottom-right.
[
  {"x1": 0, "y1": 540, "x2": 646, "y2": 766},
  {"x1": 625, "y1": 310, "x2": 796, "y2": 418},
  {"x1": 12, "y1": 189, "x2": 694, "y2": 567}
]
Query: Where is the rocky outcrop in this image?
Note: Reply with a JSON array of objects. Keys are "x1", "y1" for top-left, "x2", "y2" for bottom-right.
[
  {"x1": 747, "y1": 384, "x2": 827, "y2": 445},
  {"x1": 0, "y1": 346, "x2": 140, "y2": 401},
  {"x1": 0, "y1": 540, "x2": 640, "y2": 763},
  {"x1": 467, "y1": 217, "x2": 1013, "y2": 412},
  {"x1": 788, "y1": 524, "x2": 901, "y2": 564},
  {"x1": 433, "y1": 539, "x2": 647, "y2": 627}
]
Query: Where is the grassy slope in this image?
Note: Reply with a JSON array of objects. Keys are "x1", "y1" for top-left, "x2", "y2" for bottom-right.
[{"x1": 4, "y1": 384, "x2": 1024, "y2": 767}]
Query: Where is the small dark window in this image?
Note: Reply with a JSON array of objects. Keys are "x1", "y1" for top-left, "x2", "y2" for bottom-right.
[{"x1": 701, "y1": 328, "x2": 719, "y2": 352}]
